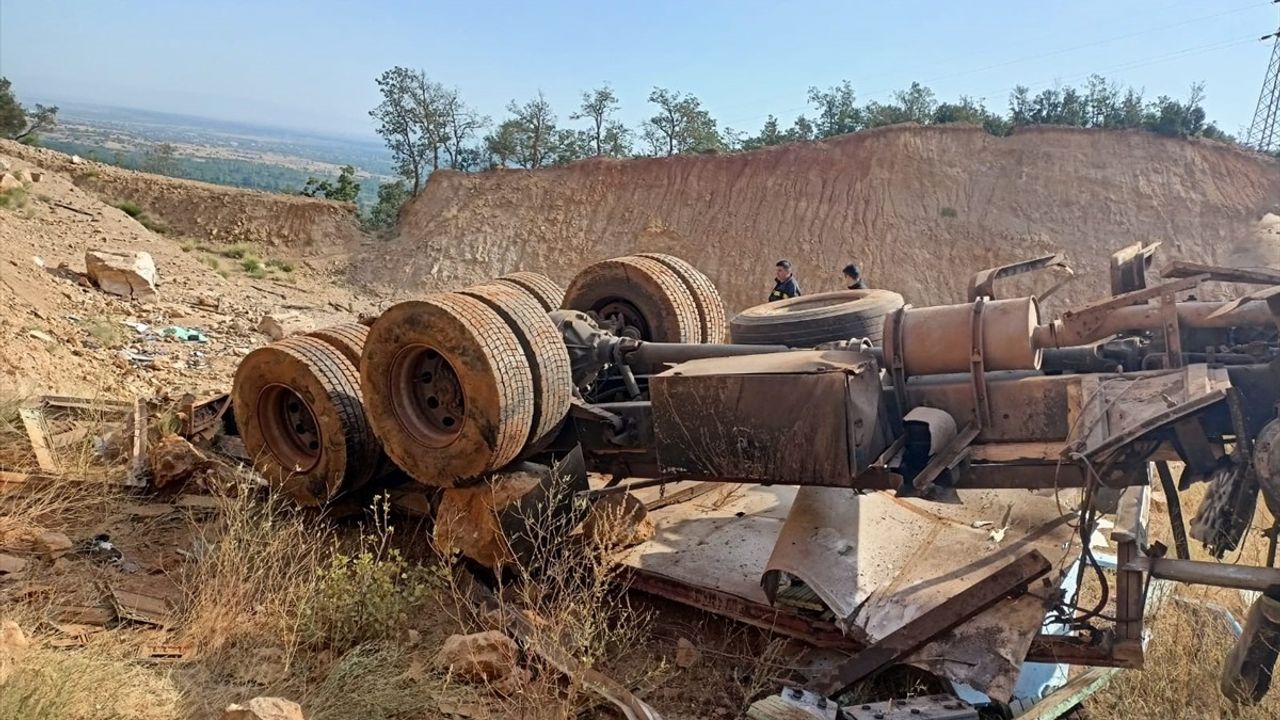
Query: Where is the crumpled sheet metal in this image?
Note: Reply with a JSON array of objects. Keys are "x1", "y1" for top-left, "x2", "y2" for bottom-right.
[
  {"x1": 764, "y1": 486, "x2": 1080, "y2": 702},
  {"x1": 619, "y1": 483, "x2": 1080, "y2": 703}
]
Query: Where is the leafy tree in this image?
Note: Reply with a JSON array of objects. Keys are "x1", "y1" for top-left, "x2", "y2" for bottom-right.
[
  {"x1": 142, "y1": 143, "x2": 180, "y2": 176},
  {"x1": 441, "y1": 90, "x2": 487, "y2": 170},
  {"x1": 807, "y1": 81, "x2": 862, "y2": 137},
  {"x1": 370, "y1": 67, "x2": 432, "y2": 194},
  {"x1": 740, "y1": 115, "x2": 787, "y2": 150},
  {"x1": 484, "y1": 119, "x2": 522, "y2": 168},
  {"x1": 788, "y1": 115, "x2": 816, "y2": 142},
  {"x1": 0, "y1": 77, "x2": 57, "y2": 142},
  {"x1": 494, "y1": 92, "x2": 560, "y2": 169},
  {"x1": 571, "y1": 85, "x2": 630, "y2": 156},
  {"x1": 365, "y1": 180, "x2": 409, "y2": 229},
  {"x1": 642, "y1": 87, "x2": 723, "y2": 156},
  {"x1": 301, "y1": 164, "x2": 360, "y2": 202}
]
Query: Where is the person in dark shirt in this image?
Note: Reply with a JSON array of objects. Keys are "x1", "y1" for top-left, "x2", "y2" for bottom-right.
[
  {"x1": 769, "y1": 259, "x2": 801, "y2": 301},
  {"x1": 843, "y1": 263, "x2": 867, "y2": 290}
]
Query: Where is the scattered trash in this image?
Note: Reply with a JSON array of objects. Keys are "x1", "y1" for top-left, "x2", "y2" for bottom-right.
[
  {"x1": 32, "y1": 256, "x2": 44, "y2": 269},
  {"x1": 110, "y1": 587, "x2": 174, "y2": 627},
  {"x1": 221, "y1": 697, "x2": 306, "y2": 720},
  {"x1": 137, "y1": 642, "x2": 193, "y2": 663},
  {"x1": 162, "y1": 325, "x2": 208, "y2": 343},
  {"x1": 116, "y1": 349, "x2": 157, "y2": 368},
  {"x1": 26, "y1": 329, "x2": 56, "y2": 344},
  {"x1": 75, "y1": 534, "x2": 123, "y2": 565},
  {"x1": 123, "y1": 321, "x2": 151, "y2": 334}
]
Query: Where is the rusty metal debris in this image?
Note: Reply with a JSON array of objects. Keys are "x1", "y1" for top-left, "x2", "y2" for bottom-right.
[{"x1": 813, "y1": 549, "x2": 1053, "y2": 697}]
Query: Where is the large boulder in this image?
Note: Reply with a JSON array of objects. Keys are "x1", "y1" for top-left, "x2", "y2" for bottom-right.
[
  {"x1": 85, "y1": 250, "x2": 159, "y2": 303},
  {"x1": 221, "y1": 697, "x2": 305, "y2": 720}
]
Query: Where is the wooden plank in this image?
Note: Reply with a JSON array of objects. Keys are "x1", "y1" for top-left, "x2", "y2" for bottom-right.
[
  {"x1": 1021, "y1": 667, "x2": 1120, "y2": 720},
  {"x1": 19, "y1": 400, "x2": 59, "y2": 473}
]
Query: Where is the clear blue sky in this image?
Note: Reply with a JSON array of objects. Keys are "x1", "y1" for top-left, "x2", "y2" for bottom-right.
[{"x1": 2, "y1": 0, "x2": 1277, "y2": 140}]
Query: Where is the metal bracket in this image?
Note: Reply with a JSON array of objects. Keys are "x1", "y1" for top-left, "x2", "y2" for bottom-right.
[
  {"x1": 906, "y1": 300, "x2": 988, "y2": 497},
  {"x1": 888, "y1": 304, "x2": 912, "y2": 433},
  {"x1": 967, "y1": 252, "x2": 1073, "y2": 302},
  {"x1": 1160, "y1": 289, "x2": 1183, "y2": 368},
  {"x1": 1109, "y1": 241, "x2": 1161, "y2": 296}
]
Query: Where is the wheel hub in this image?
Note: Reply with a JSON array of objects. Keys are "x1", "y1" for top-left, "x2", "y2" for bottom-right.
[
  {"x1": 390, "y1": 344, "x2": 466, "y2": 447},
  {"x1": 596, "y1": 299, "x2": 648, "y2": 341},
  {"x1": 257, "y1": 384, "x2": 322, "y2": 472}
]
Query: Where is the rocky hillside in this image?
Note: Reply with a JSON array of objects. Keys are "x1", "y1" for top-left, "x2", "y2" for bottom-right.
[
  {"x1": 367, "y1": 124, "x2": 1280, "y2": 313},
  {"x1": 0, "y1": 140, "x2": 365, "y2": 252}
]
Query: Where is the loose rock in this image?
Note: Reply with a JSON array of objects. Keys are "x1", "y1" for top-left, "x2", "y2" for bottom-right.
[
  {"x1": 582, "y1": 492, "x2": 655, "y2": 548},
  {"x1": 0, "y1": 173, "x2": 21, "y2": 192},
  {"x1": 221, "y1": 697, "x2": 305, "y2": 720},
  {"x1": 0, "y1": 619, "x2": 29, "y2": 674},
  {"x1": 256, "y1": 311, "x2": 314, "y2": 341},
  {"x1": 14, "y1": 168, "x2": 32, "y2": 183},
  {"x1": 35, "y1": 530, "x2": 73, "y2": 559},
  {"x1": 85, "y1": 249, "x2": 159, "y2": 303},
  {"x1": 435, "y1": 630, "x2": 519, "y2": 682},
  {"x1": 0, "y1": 553, "x2": 28, "y2": 575},
  {"x1": 675, "y1": 637, "x2": 702, "y2": 669},
  {"x1": 149, "y1": 433, "x2": 210, "y2": 489}
]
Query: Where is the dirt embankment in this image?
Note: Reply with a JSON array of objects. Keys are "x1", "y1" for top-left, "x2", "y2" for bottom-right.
[
  {"x1": 0, "y1": 140, "x2": 365, "y2": 252},
  {"x1": 369, "y1": 125, "x2": 1280, "y2": 313}
]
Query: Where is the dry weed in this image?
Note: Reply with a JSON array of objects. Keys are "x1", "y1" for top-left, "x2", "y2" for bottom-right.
[
  {"x1": 0, "y1": 645, "x2": 180, "y2": 720},
  {"x1": 1087, "y1": 482, "x2": 1280, "y2": 719},
  {"x1": 435, "y1": 473, "x2": 658, "y2": 718},
  {"x1": 175, "y1": 484, "x2": 325, "y2": 664}
]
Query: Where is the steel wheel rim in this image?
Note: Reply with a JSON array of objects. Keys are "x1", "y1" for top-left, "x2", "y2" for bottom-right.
[
  {"x1": 257, "y1": 384, "x2": 322, "y2": 472},
  {"x1": 389, "y1": 344, "x2": 465, "y2": 448}
]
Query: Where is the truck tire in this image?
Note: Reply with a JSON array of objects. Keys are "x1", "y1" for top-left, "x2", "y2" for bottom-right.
[
  {"x1": 361, "y1": 293, "x2": 535, "y2": 487},
  {"x1": 232, "y1": 336, "x2": 380, "y2": 506},
  {"x1": 562, "y1": 255, "x2": 701, "y2": 343},
  {"x1": 307, "y1": 323, "x2": 370, "y2": 367},
  {"x1": 635, "y1": 253, "x2": 727, "y2": 343},
  {"x1": 459, "y1": 282, "x2": 573, "y2": 451},
  {"x1": 729, "y1": 289, "x2": 905, "y2": 347},
  {"x1": 495, "y1": 271, "x2": 565, "y2": 313}
]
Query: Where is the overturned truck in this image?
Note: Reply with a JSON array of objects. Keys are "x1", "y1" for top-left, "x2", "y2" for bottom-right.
[{"x1": 231, "y1": 247, "x2": 1280, "y2": 717}]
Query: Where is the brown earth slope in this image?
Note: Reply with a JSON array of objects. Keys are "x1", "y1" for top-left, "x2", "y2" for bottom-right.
[
  {"x1": 370, "y1": 124, "x2": 1280, "y2": 313},
  {"x1": 0, "y1": 140, "x2": 364, "y2": 252}
]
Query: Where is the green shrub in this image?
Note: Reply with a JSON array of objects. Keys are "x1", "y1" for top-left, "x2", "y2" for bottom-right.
[
  {"x1": 219, "y1": 243, "x2": 252, "y2": 259},
  {"x1": 113, "y1": 200, "x2": 144, "y2": 218},
  {"x1": 266, "y1": 258, "x2": 294, "y2": 273},
  {"x1": 940, "y1": 206, "x2": 958, "y2": 218},
  {"x1": 0, "y1": 186, "x2": 27, "y2": 210}
]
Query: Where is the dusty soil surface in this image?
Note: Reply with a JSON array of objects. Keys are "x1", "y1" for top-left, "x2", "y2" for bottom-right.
[
  {"x1": 370, "y1": 124, "x2": 1280, "y2": 314},
  {"x1": 0, "y1": 140, "x2": 365, "y2": 251},
  {"x1": 0, "y1": 148, "x2": 388, "y2": 398}
]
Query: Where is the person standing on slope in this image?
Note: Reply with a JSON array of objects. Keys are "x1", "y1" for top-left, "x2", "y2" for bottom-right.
[
  {"x1": 769, "y1": 260, "x2": 801, "y2": 302},
  {"x1": 843, "y1": 263, "x2": 867, "y2": 290}
]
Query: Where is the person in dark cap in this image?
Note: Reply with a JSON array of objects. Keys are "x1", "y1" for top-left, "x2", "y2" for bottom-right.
[
  {"x1": 843, "y1": 263, "x2": 867, "y2": 290},
  {"x1": 769, "y1": 259, "x2": 801, "y2": 302}
]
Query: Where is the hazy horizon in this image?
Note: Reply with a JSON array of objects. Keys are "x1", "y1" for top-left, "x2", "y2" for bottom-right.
[{"x1": 4, "y1": 1, "x2": 1278, "y2": 142}]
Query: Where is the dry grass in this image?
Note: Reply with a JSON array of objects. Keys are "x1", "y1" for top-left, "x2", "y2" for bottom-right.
[{"x1": 1086, "y1": 482, "x2": 1280, "y2": 719}]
